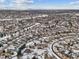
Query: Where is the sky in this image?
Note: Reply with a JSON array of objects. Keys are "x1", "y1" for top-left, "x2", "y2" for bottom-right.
[{"x1": 0, "y1": 0, "x2": 79, "y2": 10}]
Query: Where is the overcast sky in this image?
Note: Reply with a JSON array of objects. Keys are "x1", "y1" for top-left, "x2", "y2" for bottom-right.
[{"x1": 0, "y1": 0, "x2": 79, "y2": 10}]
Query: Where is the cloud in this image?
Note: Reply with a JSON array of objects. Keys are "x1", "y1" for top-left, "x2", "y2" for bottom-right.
[
  {"x1": 0, "y1": 0, "x2": 10, "y2": 9},
  {"x1": 0, "y1": 0, "x2": 34, "y2": 9},
  {"x1": 68, "y1": 0, "x2": 79, "y2": 8},
  {"x1": 70, "y1": 1, "x2": 79, "y2": 5},
  {"x1": 0, "y1": 0, "x2": 5, "y2": 3},
  {"x1": 11, "y1": 0, "x2": 34, "y2": 9},
  {"x1": 12, "y1": 0, "x2": 34, "y2": 4}
]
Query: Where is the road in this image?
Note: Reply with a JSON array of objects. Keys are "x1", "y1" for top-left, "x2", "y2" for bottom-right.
[{"x1": 49, "y1": 41, "x2": 62, "y2": 59}]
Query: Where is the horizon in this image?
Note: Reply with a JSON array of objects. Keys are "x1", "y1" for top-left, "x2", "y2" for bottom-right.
[{"x1": 0, "y1": 8, "x2": 79, "y2": 10}]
